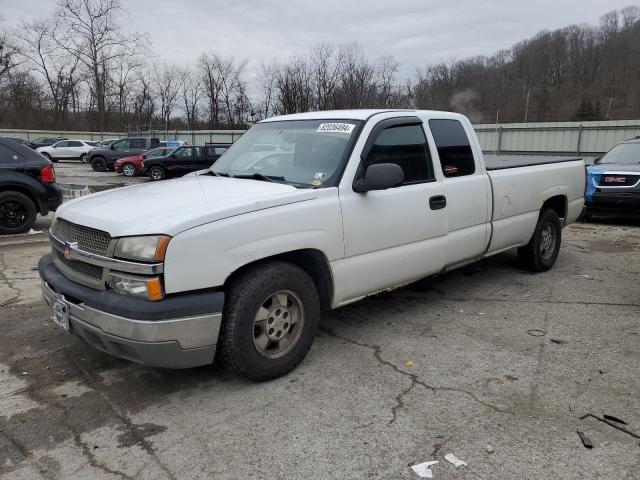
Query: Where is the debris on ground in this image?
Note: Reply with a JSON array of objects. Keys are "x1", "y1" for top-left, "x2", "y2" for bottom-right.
[
  {"x1": 27, "y1": 229, "x2": 43, "y2": 235},
  {"x1": 411, "y1": 460, "x2": 438, "y2": 478},
  {"x1": 550, "y1": 338, "x2": 567, "y2": 344},
  {"x1": 527, "y1": 329, "x2": 546, "y2": 337},
  {"x1": 405, "y1": 360, "x2": 414, "y2": 368},
  {"x1": 486, "y1": 445, "x2": 494, "y2": 453},
  {"x1": 577, "y1": 431, "x2": 593, "y2": 449},
  {"x1": 444, "y1": 453, "x2": 467, "y2": 468},
  {"x1": 580, "y1": 414, "x2": 640, "y2": 440}
]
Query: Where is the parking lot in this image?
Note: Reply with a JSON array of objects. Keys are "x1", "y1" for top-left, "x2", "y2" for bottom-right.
[{"x1": 0, "y1": 161, "x2": 639, "y2": 479}]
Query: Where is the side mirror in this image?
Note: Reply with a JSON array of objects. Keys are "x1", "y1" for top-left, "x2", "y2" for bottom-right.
[
  {"x1": 353, "y1": 163, "x2": 404, "y2": 193},
  {"x1": 593, "y1": 156, "x2": 602, "y2": 164}
]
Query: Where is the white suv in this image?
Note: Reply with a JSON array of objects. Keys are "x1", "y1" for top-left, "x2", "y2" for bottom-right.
[{"x1": 37, "y1": 140, "x2": 99, "y2": 163}]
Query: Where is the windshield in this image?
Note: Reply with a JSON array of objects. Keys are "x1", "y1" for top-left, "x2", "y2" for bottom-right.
[
  {"x1": 210, "y1": 119, "x2": 362, "y2": 187},
  {"x1": 597, "y1": 143, "x2": 640, "y2": 165}
]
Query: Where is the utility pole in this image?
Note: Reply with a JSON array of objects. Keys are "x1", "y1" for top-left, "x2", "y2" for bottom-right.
[
  {"x1": 606, "y1": 97, "x2": 613, "y2": 120},
  {"x1": 524, "y1": 89, "x2": 530, "y2": 123}
]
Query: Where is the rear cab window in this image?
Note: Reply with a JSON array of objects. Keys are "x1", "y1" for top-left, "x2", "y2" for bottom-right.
[{"x1": 428, "y1": 119, "x2": 476, "y2": 177}]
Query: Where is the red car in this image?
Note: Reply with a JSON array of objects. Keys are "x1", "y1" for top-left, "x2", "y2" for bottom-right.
[{"x1": 114, "y1": 147, "x2": 175, "y2": 176}]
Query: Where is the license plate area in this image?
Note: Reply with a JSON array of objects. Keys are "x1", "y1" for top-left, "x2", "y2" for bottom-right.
[{"x1": 51, "y1": 294, "x2": 70, "y2": 331}]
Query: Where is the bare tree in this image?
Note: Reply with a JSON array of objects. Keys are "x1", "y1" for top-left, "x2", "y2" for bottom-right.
[
  {"x1": 54, "y1": 0, "x2": 148, "y2": 130},
  {"x1": 257, "y1": 60, "x2": 277, "y2": 119},
  {"x1": 310, "y1": 42, "x2": 344, "y2": 110},
  {"x1": 16, "y1": 19, "x2": 81, "y2": 126},
  {"x1": 180, "y1": 67, "x2": 201, "y2": 130},
  {"x1": 0, "y1": 21, "x2": 21, "y2": 81},
  {"x1": 152, "y1": 62, "x2": 180, "y2": 129}
]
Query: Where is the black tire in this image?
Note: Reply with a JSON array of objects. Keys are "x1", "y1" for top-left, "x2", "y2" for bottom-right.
[
  {"x1": 0, "y1": 191, "x2": 37, "y2": 235},
  {"x1": 91, "y1": 157, "x2": 107, "y2": 172},
  {"x1": 80, "y1": 153, "x2": 88, "y2": 163},
  {"x1": 219, "y1": 261, "x2": 321, "y2": 381},
  {"x1": 148, "y1": 165, "x2": 166, "y2": 181},
  {"x1": 518, "y1": 208, "x2": 562, "y2": 272}
]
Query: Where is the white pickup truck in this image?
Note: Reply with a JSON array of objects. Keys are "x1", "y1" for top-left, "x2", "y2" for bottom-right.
[{"x1": 39, "y1": 109, "x2": 585, "y2": 380}]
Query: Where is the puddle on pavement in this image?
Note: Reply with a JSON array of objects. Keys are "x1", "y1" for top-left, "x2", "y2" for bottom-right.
[{"x1": 58, "y1": 183, "x2": 125, "y2": 201}]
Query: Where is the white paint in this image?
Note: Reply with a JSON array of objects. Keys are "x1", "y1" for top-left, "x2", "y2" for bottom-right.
[{"x1": 51, "y1": 109, "x2": 585, "y2": 309}]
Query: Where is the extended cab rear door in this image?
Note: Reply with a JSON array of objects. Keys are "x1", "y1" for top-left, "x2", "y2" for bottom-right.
[
  {"x1": 426, "y1": 117, "x2": 492, "y2": 267},
  {"x1": 338, "y1": 116, "x2": 448, "y2": 302}
]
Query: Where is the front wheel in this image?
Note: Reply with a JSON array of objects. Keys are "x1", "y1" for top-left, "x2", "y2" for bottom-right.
[
  {"x1": 219, "y1": 262, "x2": 321, "y2": 381},
  {"x1": 518, "y1": 208, "x2": 562, "y2": 272},
  {"x1": 148, "y1": 166, "x2": 166, "y2": 181}
]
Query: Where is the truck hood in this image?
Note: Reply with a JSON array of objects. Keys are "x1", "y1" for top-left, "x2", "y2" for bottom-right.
[
  {"x1": 56, "y1": 175, "x2": 318, "y2": 237},
  {"x1": 588, "y1": 163, "x2": 640, "y2": 173}
]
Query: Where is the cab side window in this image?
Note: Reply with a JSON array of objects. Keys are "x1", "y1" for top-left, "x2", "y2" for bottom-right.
[
  {"x1": 428, "y1": 119, "x2": 476, "y2": 177},
  {"x1": 68, "y1": 141, "x2": 83, "y2": 147},
  {"x1": 364, "y1": 124, "x2": 434, "y2": 184},
  {"x1": 130, "y1": 138, "x2": 146, "y2": 148}
]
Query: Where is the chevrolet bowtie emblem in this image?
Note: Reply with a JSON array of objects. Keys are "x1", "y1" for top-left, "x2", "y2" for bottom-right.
[{"x1": 64, "y1": 242, "x2": 78, "y2": 260}]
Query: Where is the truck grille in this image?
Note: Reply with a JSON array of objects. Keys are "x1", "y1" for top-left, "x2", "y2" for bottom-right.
[
  {"x1": 598, "y1": 174, "x2": 639, "y2": 187},
  {"x1": 52, "y1": 218, "x2": 112, "y2": 255},
  {"x1": 53, "y1": 249, "x2": 104, "y2": 281}
]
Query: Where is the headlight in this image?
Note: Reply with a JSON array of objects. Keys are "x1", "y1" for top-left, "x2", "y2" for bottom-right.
[
  {"x1": 114, "y1": 235, "x2": 170, "y2": 262},
  {"x1": 109, "y1": 272, "x2": 164, "y2": 301}
]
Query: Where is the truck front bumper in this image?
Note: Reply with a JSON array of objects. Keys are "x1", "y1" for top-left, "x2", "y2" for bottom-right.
[
  {"x1": 38, "y1": 254, "x2": 224, "y2": 369},
  {"x1": 587, "y1": 192, "x2": 640, "y2": 214}
]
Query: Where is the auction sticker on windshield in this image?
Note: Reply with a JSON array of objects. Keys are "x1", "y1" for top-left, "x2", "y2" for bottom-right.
[{"x1": 316, "y1": 123, "x2": 356, "y2": 134}]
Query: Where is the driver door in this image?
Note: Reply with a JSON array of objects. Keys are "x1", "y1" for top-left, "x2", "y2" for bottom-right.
[{"x1": 338, "y1": 117, "x2": 448, "y2": 303}]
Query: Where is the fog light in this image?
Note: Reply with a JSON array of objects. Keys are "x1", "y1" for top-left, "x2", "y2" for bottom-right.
[{"x1": 108, "y1": 272, "x2": 164, "y2": 301}]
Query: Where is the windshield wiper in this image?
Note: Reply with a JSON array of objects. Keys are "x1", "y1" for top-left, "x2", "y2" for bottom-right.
[
  {"x1": 229, "y1": 172, "x2": 286, "y2": 183},
  {"x1": 202, "y1": 170, "x2": 229, "y2": 177}
]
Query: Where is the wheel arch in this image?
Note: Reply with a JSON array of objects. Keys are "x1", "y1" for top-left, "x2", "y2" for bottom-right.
[
  {"x1": 540, "y1": 194, "x2": 567, "y2": 222},
  {"x1": 224, "y1": 248, "x2": 334, "y2": 311},
  {"x1": 0, "y1": 184, "x2": 43, "y2": 214}
]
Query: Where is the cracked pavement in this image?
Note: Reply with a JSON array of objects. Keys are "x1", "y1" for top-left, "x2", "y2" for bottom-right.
[{"x1": 0, "y1": 166, "x2": 639, "y2": 479}]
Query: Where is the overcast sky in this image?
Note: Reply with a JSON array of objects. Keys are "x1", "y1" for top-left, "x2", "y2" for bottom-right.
[{"x1": 3, "y1": 0, "x2": 635, "y2": 92}]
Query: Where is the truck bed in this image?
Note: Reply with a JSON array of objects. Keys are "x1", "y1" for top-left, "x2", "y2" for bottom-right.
[{"x1": 484, "y1": 154, "x2": 582, "y2": 171}]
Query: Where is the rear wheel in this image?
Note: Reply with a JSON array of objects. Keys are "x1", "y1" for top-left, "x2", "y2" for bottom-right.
[
  {"x1": 80, "y1": 153, "x2": 88, "y2": 163},
  {"x1": 219, "y1": 262, "x2": 320, "y2": 381},
  {"x1": 0, "y1": 191, "x2": 37, "y2": 235},
  {"x1": 148, "y1": 166, "x2": 166, "y2": 181},
  {"x1": 91, "y1": 157, "x2": 107, "y2": 172},
  {"x1": 518, "y1": 208, "x2": 562, "y2": 272},
  {"x1": 122, "y1": 163, "x2": 137, "y2": 177}
]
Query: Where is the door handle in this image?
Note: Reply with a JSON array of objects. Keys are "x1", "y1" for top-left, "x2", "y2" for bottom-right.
[{"x1": 429, "y1": 195, "x2": 447, "y2": 210}]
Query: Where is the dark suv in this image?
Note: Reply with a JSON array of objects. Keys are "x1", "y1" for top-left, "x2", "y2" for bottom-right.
[
  {"x1": 0, "y1": 138, "x2": 62, "y2": 234},
  {"x1": 142, "y1": 144, "x2": 231, "y2": 181},
  {"x1": 87, "y1": 137, "x2": 160, "y2": 172}
]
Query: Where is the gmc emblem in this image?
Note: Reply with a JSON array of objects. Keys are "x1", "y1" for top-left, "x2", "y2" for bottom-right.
[{"x1": 604, "y1": 176, "x2": 626, "y2": 183}]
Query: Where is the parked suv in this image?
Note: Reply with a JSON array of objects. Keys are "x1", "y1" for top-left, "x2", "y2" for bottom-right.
[
  {"x1": 37, "y1": 140, "x2": 99, "y2": 163},
  {"x1": 142, "y1": 143, "x2": 230, "y2": 181},
  {"x1": 87, "y1": 137, "x2": 160, "y2": 172},
  {"x1": 585, "y1": 137, "x2": 640, "y2": 216},
  {"x1": 0, "y1": 138, "x2": 62, "y2": 234}
]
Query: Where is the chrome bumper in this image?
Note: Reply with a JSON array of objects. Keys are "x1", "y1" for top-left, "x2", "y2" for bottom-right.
[{"x1": 41, "y1": 280, "x2": 222, "y2": 368}]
